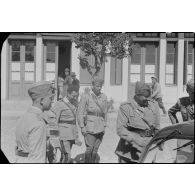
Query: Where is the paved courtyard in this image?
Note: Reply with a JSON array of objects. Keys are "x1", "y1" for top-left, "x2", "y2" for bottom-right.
[{"x1": 1, "y1": 100, "x2": 176, "y2": 163}]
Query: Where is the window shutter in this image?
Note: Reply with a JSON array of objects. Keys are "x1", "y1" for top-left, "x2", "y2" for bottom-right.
[
  {"x1": 115, "y1": 58, "x2": 122, "y2": 85},
  {"x1": 110, "y1": 57, "x2": 116, "y2": 85}
]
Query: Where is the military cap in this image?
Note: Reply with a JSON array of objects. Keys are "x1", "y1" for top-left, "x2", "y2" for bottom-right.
[
  {"x1": 151, "y1": 76, "x2": 158, "y2": 81},
  {"x1": 28, "y1": 81, "x2": 55, "y2": 100},
  {"x1": 135, "y1": 81, "x2": 151, "y2": 97},
  {"x1": 186, "y1": 78, "x2": 194, "y2": 92},
  {"x1": 71, "y1": 72, "x2": 76, "y2": 77},
  {"x1": 92, "y1": 76, "x2": 104, "y2": 86}
]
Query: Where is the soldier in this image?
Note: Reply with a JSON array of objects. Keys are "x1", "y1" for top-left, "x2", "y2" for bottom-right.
[
  {"x1": 168, "y1": 78, "x2": 194, "y2": 124},
  {"x1": 77, "y1": 77, "x2": 108, "y2": 163},
  {"x1": 115, "y1": 81, "x2": 160, "y2": 163},
  {"x1": 151, "y1": 76, "x2": 167, "y2": 115},
  {"x1": 51, "y1": 85, "x2": 82, "y2": 163},
  {"x1": 15, "y1": 81, "x2": 55, "y2": 163},
  {"x1": 63, "y1": 67, "x2": 72, "y2": 97}
]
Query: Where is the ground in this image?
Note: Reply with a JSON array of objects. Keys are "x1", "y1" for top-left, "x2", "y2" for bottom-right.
[{"x1": 1, "y1": 100, "x2": 178, "y2": 163}]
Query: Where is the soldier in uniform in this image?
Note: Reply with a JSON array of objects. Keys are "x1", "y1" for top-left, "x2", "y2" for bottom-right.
[
  {"x1": 15, "y1": 81, "x2": 55, "y2": 163},
  {"x1": 51, "y1": 85, "x2": 82, "y2": 163},
  {"x1": 77, "y1": 77, "x2": 108, "y2": 163},
  {"x1": 168, "y1": 79, "x2": 194, "y2": 124},
  {"x1": 115, "y1": 81, "x2": 160, "y2": 163}
]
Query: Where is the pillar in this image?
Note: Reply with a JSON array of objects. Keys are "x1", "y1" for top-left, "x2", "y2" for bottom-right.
[{"x1": 71, "y1": 42, "x2": 80, "y2": 80}]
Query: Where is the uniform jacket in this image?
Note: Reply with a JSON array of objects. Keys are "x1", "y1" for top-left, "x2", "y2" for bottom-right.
[
  {"x1": 77, "y1": 90, "x2": 108, "y2": 134},
  {"x1": 115, "y1": 99, "x2": 160, "y2": 162},
  {"x1": 51, "y1": 97, "x2": 79, "y2": 141},
  {"x1": 15, "y1": 106, "x2": 47, "y2": 163},
  {"x1": 168, "y1": 96, "x2": 194, "y2": 124},
  {"x1": 151, "y1": 82, "x2": 163, "y2": 99}
]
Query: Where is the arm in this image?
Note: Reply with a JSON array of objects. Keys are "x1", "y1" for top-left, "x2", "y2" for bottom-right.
[
  {"x1": 168, "y1": 100, "x2": 181, "y2": 124},
  {"x1": 51, "y1": 102, "x2": 62, "y2": 123},
  {"x1": 77, "y1": 94, "x2": 88, "y2": 128},
  {"x1": 116, "y1": 105, "x2": 135, "y2": 143},
  {"x1": 153, "y1": 101, "x2": 160, "y2": 131},
  {"x1": 28, "y1": 124, "x2": 46, "y2": 163},
  {"x1": 104, "y1": 96, "x2": 108, "y2": 127}
]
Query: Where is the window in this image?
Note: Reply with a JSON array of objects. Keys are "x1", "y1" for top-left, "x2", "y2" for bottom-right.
[
  {"x1": 130, "y1": 44, "x2": 141, "y2": 82},
  {"x1": 11, "y1": 40, "x2": 20, "y2": 62},
  {"x1": 145, "y1": 44, "x2": 156, "y2": 83},
  {"x1": 45, "y1": 42, "x2": 56, "y2": 81},
  {"x1": 165, "y1": 42, "x2": 177, "y2": 85},
  {"x1": 110, "y1": 57, "x2": 123, "y2": 85},
  {"x1": 79, "y1": 51, "x2": 105, "y2": 84},
  {"x1": 25, "y1": 41, "x2": 35, "y2": 62},
  {"x1": 184, "y1": 41, "x2": 194, "y2": 84}
]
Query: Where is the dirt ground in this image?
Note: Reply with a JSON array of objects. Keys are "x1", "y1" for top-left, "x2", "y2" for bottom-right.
[{"x1": 1, "y1": 101, "x2": 175, "y2": 163}]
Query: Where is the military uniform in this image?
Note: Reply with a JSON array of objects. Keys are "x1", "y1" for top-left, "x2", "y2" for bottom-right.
[
  {"x1": 51, "y1": 96, "x2": 79, "y2": 163},
  {"x1": 115, "y1": 81, "x2": 160, "y2": 163},
  {"x1": 77, "y1": 89, "x2": 108, "y2": 163},
  {"x1": 15, "y1": 81, "x2": 55, "y2": 163},
  {"x1": 168, "y1": 97, "x2": 194, "y2": 124}
]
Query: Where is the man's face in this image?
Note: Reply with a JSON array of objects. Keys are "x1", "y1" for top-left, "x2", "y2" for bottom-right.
[
  {"x1": 188, "y1": 90, "x2": 194, "y2": 102},
  {"x1": 65, "y1": 70, "x2": 69, "y2": 76},
  {"x1": 67, "y1": 91, "x2": 79, "y2": 105},
  {"x1": 136, "y1": 91, "x2": 151, "y2": 107},
  {"x1": 151, "y1": 78, "x2": 156, "y2": 85},
  {"x1": 42, "y1": 95, "x2": 54, "y2": 111},
  {"x1": 92, "y1": 83, "x2": 102, "y2": 95}
]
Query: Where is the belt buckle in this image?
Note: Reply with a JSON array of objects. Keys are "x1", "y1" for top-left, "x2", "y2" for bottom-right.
[{"x1": 145, "y1": 129, "x2": 151, "y2": 137}]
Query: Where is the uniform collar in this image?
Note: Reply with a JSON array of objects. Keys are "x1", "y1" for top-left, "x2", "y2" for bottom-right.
[
  {"x1": 90, "y1": 88, "x2": 102, "y2": 98},
  {"x1": 63, "y1": 96, "x2": 70, "y2": 103},
  {"x1": 131, "y1": 98, "x2": 145, "y2": 113}
]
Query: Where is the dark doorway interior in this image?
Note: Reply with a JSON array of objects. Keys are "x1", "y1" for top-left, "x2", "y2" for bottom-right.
[{"x1": 58, "y1": 41, "x2": 71, "y2": 79}]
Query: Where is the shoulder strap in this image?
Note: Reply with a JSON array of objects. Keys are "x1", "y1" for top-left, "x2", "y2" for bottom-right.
[
  {"x1": 62, "y1": 100, "x2": 76, "y2": 119},
  {"x1": 91, "y1": 94, "x2": 105, "y2": 118},
  {"x1": 128, "y1": 102, "x2": 152, "y2": 129}
]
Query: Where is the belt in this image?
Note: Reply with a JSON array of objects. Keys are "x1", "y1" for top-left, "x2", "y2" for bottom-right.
[
  {"x1": 133, "y1": 129, "x2": 155, "y2": 137},
  {"x1": 87, "y1": 111, "x2": 104, "y2": 118},
  {"x1": 49, "y1": 130, "x2": 59, "y2": 136},
  {"x1": 16, "y1": 150, "x2": 29, "y2": 157},
  {"x1": 59, "y1": 120, "x2": 76, "y2": 125}
]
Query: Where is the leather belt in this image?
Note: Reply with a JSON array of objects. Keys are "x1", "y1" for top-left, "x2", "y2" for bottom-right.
[
  {"x1": 59, "y1": 120, "x2": 76, "y2": 125},
  {"x1": 87, "y1": 111, "x2": 104, "y2": 118},
  {"x1": 132, "y1": 129, "x2": 155, "y2": 137},
  {"x1": 16, "y1": 150, "x2": 29, "y2": 157}
]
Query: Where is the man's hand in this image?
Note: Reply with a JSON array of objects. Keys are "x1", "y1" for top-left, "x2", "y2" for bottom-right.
[
  {"x1": 132, "y1": 134, "x2": 151, "y2": 148},
  {"x1": 81, "y1": 127, "x2": 87, "y2": 136}
]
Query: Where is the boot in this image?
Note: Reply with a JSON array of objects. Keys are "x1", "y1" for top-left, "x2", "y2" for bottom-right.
[
  {"x1": 84, "y1": 152, "x2": 91, "y2": 163},
  {"x1": 91, "y1": 152, "x2": 97, "y2": 163}
]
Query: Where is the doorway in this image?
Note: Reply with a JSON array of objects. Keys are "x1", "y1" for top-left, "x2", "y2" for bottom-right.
[
  {"x1": 128, "y1": 42, "x2": 159, "y2": 100},
  {"x1": 58, "y1": 41, "x2": 71, "y2": 79}
]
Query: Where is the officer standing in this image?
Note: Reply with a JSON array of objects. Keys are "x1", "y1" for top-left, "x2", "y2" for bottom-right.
[
  {"x1": 168, "y1": 79, "x2": 194, "y2": 124},
  {"x1": 115, "y1": 81, "x2": 160, "y2": 163},
  {"x1": 151, "y1": 76, "x2": 167, "y2": 115},
  {"x1": 15, "y1": 81, "x2": 55, "y2": 163},
  {"x1": 77, "y1": 77, "x2": 108, "y2": 163},
  {"x1": 51, "y1": 85, "x2": 82, "y2": 163}
]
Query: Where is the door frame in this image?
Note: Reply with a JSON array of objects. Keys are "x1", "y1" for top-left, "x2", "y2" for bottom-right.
[{"x1": 127, "y1": 41, "x2": 160, "y2": 100}]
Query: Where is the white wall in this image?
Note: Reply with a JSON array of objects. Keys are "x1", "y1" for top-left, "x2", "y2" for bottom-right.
[
  {"x1": 1, "y1": 39, "x2": 8, "y2": 100},
  {"x1": 35, "y1": 35, "x2": 43, "y2": 82}
]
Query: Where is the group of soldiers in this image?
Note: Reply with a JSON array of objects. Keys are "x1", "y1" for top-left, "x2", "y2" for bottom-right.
[{"x1": 14, "y1": 74, "x2": 194, "y2": 163}]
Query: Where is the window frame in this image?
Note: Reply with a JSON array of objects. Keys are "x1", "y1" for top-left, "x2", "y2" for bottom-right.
[{"x1": 165, "y1": 41, "x2": 178, "y2": 86}]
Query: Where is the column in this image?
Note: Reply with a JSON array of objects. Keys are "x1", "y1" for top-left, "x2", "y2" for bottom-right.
[
  {"x1": 177, "y1": 33, "x2": 184, "y2": 97},
  {"x1": 1, "y1": 39, "x2": 8, "y2": 100},
  {"x1": 122, "y1": 57, "x2": 129, "y2": 101},
  {"x1": 159, "y1": 33, "x2": 166, "y2": 91},
  {"x1": 103, "y1": 56, "x2": 111, "y2": 97},
  {"x1": 35, "y1": 34, "x2": 43, "y2": 82},
  {"x1": 71, "y1": 42, "x2": 80, "y2": 80}
]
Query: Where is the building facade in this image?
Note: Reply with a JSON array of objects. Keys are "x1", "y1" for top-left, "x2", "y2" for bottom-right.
[{"x1": 1, "y1": 33, "x2": 194, "y2": 107}]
